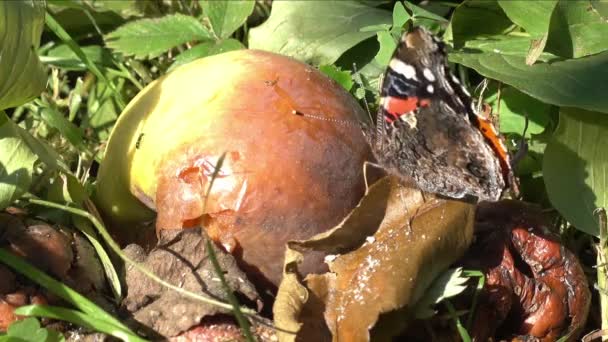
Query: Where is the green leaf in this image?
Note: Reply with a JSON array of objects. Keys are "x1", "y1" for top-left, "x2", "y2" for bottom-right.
[
  {"x1": 0, "y1": 113, "x2": 38, "y2": 210},
  {"x1": 392, "y1": 2, "x2": 410, "y2": 29},
  {"x1": 38, "y1": 106, "x2": 88, "y2": 156},
  {"x1": 484, "y1": 86, "x2": 552, "y2": 137},
  {"x1": 414, "y1": 268, "x2": 470, "y2": 319},
  {"x1": 72, "y1": 216, "x2": 123, "y2": 301},
  {"x1": 105, "y1": 13, "x2": 212, "y2": 59},
  {"x1": 402, "y1": 0, "x2": 449, "y2": 23},
  {"x1": 169, "y1": 39, "x2": 244, "y2": 71},
  {"x1": 446, "y1": 0, "x2": 513, "y2": 48},
  {"x1": 4, "y1": 317, "x2": 64, "y2": 342},
  {"x1": 0, "y1": 1, "x2": 46, "y2": 110},
  {"x1": 200, "y1": 0, "x2": 255, "y2": 39},
  {"x1": 498, "y1": 0, "x2": 558, "y2": 36},
  {"x1": 45, "y1": 13, "x2": 126, "y2": 109},
  {"x1": 545, "y1": 0, "x2": 608, "y2": 58},
  {"x1": 249, "y1": 0, "x2": 391, "y2": 65},
  {"x1": 14, "y1": 305, "x2": 143, "y2": 342},
  {"x1": 454, "y1": 35, "x2": 560, "y2": 61},
  {"x1": 526, "y1": 34, "x2": 549, "y2": 66},
  {"x1": 0, "y1": 248, "x2": 134, "y2": 336},
  {"x1": 543, "y1": 108, "x2": 608, "y2": 236},
  {"x1": 449, "y1": 49, "x2": 608, "y2": 114},
  {"x1": 375, "y1": 30, "x2": 397, "y2": 66},
  {"x1": 590, "y1": 0, "x2": 608, "y2": 20},
  {"x1": 42, "y1": 45, "x2": 114, "y2": 71},
  {"x1": 318, "y1": 65, "x2": 354, "y2": 91},
  {"x1": 497, "y1": 0, "x2": 558, "y2": 65},
  {"x1": 85, "y1": 76, "x2": 123, "y2": 141}
]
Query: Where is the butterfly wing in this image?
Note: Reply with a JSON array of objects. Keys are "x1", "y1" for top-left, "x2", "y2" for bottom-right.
[{"x1": 371, "y1": 27, "x2": 508, "y2": 201}]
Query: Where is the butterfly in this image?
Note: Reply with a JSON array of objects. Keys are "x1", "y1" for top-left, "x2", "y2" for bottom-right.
[{"x1": 363, "y1": 26, "x2": 516, "y2": 201}]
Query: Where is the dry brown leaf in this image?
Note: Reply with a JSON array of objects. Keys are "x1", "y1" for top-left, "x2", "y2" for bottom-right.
[
  {"x1": 273, "y1": 248, "x2": 308, "y2": 342},
  {"x1": 275, "y1": 177, "x2": 476, "y2": 342}
]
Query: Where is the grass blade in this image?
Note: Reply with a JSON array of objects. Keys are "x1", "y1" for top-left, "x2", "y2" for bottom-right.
[
  {"x1": 44, "y1": 13, "x2": 125, "y2": 109},
  {"x1": 72, "y1": 215, "x2": 122, "y2": 301},
  {"x1": 28, "y1": 198, "x2": 257, "y2": 315},
  {"x1": 0, "y1": 248, "x2": 130, "y2": 331},
  {"x1": 14, "y1": 305, "x2": 146, "y2": 342},
  {"x1": 205, "y1": 239, "x2": 255, "y2": 341}
]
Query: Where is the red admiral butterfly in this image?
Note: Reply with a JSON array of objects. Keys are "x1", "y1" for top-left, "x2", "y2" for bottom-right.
[{"x1": 362, "y1": 26, "x2": 515, "y2": 201}]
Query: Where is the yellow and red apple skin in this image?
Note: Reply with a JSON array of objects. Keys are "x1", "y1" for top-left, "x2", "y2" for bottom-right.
[{"x1": 95, "y1": 49, "x2": 374, "y2": 286}]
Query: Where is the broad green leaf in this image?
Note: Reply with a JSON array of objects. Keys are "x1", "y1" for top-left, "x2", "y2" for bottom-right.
[
  {"x1": 45, "y1": 13, "x2": 125, "y2": 109},
  {"x1": 0, "y1": 0, "x2": 46, "y2": 110},
  {"x1": 455, "y1": 35, "x2": 561, "y2": 62},
  {"x1": 45, "y1": 4, "x2": 127, "y2": 40},
  {"x1": 0, "y1": 113, "x2": 38, "y2": 210},
  {"x1": 590, "y1": 0, "x2": 608, "y2": 19},
  {"x1": 85, "y1": 76, "x2": 123, "y2": 141},
  {"x1": 449, "y1": 49, "x2": 608, "y2": 114},
  {"x1": 200, "y1": 0, "x2": 255, "y2": 39},
  {"x1": 543, "y1": 108, "x2": 608, "y2": 236},
  {"x1": 3, "y1": 317, "x2": 62, "y2": 342},
  {"x1": 359, "y1": 23, "x2": 391, "y2": 33},
  {"x1": 392, "y1": 2, "x2": 410, "y2": 29},
  {"x1": 402, "y1": 0, "x2": 448, "y2": 23},
  {"x1": 545, "y1": 0, "x2": 608, "y2": 58},
  {"x1": 249, "y1": 0, "x2": 391, "y2": 65},
  {"x1": 169, "y1": 39, "x2": 244, "y2": 71},
  {"x1": 484, "y1": 86, "x2": 552, "y2": 137},
  {"x1": 39, "y1": 106, "x2": 88, "y2": 155},
  {"x1": 498, "y1": 0, "x2": 557, "y2": 36},
  {"x1": 446, "y1": 0, "x2": 513, "y2": 48},
  {"x1": 497, "y1": 0, "x2": 557, "y2": 64},
  {"x1": 319, "y1": 65, "x2": 353, "y2": 91},
  {"x1": 375, "y1": 30, "x2": 397, "y2": 66},
  {"x1": 105, "y1": 13, "x2": 212, "y2": 59},
  {"x1": 42, "y1": 44, "x2": 114, "y2": 71},
  {"x1": 526, "y1": 34, "x2": 549, "y2": 65}
]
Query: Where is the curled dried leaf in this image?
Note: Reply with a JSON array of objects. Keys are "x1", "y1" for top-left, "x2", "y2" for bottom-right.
[{"x1": 276, "y1": 177, "x2": 476, "y2": 342}]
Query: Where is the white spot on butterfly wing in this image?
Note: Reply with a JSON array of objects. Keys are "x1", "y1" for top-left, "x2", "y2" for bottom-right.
[
  {"x1": 423, "y1": 68, "x2": 436, "y2": 82},
  {"x1": 426, "y1": 84, "x2": 434, "y2": 93},
  {"x1": 400, "y1": 112, "x2": 418, "y2": 128},
  {"x1": 389, "y1": 59, "x2": 418, "y2": 80}
]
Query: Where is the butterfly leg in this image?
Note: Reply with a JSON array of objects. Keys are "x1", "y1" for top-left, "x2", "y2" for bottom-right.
[{"x1": 362, "y1": 160, "x2": 384, "y2": 193}]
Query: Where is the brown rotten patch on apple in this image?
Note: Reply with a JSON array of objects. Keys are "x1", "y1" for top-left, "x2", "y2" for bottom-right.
[{"x1": 463, "y1": 200, "x2": 591, "y2": 341}]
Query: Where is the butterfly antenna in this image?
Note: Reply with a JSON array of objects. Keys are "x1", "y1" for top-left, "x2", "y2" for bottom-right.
[{"x1": 293, "y1": 110, "x2": 356, "y2": 126}]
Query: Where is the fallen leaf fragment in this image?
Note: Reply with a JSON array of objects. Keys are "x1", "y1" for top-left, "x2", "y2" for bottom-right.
[
  {"x1": 276, "y1": 177, "x2": 476, "y2": 342},
  {"x1": 122, "y1": 229, "x2": 261, "y2": 338}
]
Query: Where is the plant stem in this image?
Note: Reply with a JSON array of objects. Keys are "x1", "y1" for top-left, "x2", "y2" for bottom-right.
[{"x1": 596, "y1": 208, "x2": 608, "y2": 340}]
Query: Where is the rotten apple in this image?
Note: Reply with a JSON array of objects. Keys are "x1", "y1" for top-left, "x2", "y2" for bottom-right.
[{"x1": 95, "y1": 49, "x2": 375, "y2": 287}]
